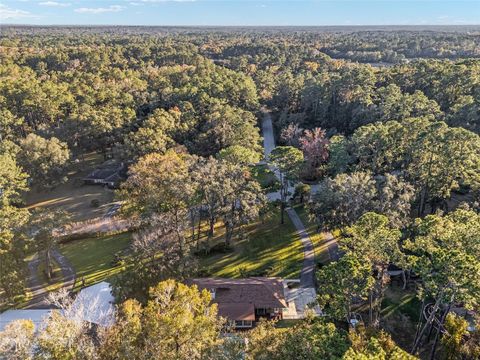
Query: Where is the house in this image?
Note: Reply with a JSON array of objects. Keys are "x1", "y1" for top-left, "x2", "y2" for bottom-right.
[
  {"x1": 0, "y1": 309, "x2": 52, "y2": 332},
  {"x1": 71, "y1": 281, "x2": 115, "y2": 327},
  {"x1": 83, "y1": 161, "x2": 126, "y2": 189},
  {"x1": 0, "y1": 282, "x2": 115, "y2": 333},
  {"x1": 188, "y1": 277, "x2": 288, "y2": 329}
]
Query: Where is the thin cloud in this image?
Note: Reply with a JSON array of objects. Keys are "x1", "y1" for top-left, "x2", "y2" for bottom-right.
[
  {"x1": 74, "y1": 5, "x2": 125, "y2": 14},
  {"x1": 0, "y1": 4, "x2": 36, "y2": 20},
  {"x1": 139, "y1": 0, "x2": 197, "y2": 2},
  {"x1": 39, "y1": 1, "x2": 71, "y2": 6}
]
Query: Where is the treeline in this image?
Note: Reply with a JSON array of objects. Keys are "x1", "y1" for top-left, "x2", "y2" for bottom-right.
[
  {"x1": 196, "y1": 34, "x2": 479, "y2": 135},
  {"x1": 265, "y1": 59, "x2": 479, "y2": 135},
  {"x1": 200, "y1": 27, "x2": 480, "y2": 64}
]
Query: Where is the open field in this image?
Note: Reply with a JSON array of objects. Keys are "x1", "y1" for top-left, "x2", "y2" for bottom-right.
[
  {"x1": 199, "y1": 208, "x2": 303, "y2": 279},
  {"x1": 25, "y1": 152, "x2": 115, "y2": 222}
]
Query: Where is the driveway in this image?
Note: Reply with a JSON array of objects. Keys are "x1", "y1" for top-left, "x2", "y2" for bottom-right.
[
  {"x1": 286, "y1": 207, "x2": 315, "y2": 288},
  {"x1": 25, "y1": 249, "x2": 76, "y2": 309},
  {"x1": 260, "y1": 110, "x2": 340, "y2": 318},
  {"x1": 261, "y1": 111, "x2": 316, "y2": 286}
]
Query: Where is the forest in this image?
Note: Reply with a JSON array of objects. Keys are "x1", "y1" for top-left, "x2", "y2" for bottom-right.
[{"x1": 0, "y1": 26, "x2": 479, "y2": 360}]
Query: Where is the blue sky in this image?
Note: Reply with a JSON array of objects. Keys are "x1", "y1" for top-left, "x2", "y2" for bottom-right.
[{"x1": 1, "y1": 0, "x2": 479, "y2": 26}]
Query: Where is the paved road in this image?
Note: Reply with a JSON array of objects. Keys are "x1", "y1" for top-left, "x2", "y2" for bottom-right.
[
  {"x1": 286, "y1": 208, "x2": 316, "y2": 288},
  {"x1": 260, "y1": 109, "x2": 339, "y2": 267},
  {"x1": 25, "y1": 248, "x2": 76, "y2": 308},
  {"x1": 262, "y1": 111, "x2": 276, "y2": 160},
  {"x1": 262, "y1": 111, "x2": 295, "y2": 201},
  {"x1": 261, "y1": 111, "x2": 317, "y2": 287}
]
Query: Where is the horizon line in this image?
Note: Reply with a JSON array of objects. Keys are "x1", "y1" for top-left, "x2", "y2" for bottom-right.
[{"x1": 2, "y1": 24, "x2": 480, "y2": 27}]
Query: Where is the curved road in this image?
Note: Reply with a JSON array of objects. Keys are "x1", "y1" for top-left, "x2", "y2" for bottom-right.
[{"x1": 25, "y1": 249, "x2": 75, "y2": 308}]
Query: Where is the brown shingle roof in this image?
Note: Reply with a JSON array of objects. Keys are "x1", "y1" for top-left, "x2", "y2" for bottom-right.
[
  {"x1": 188, "y1": 277, "x2": 287, "y2": 310},
  {"x1": 217, "y1": 303, "x2": 255, "y2": 321}
]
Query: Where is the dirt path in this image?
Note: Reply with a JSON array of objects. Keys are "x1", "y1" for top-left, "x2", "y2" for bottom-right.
[{"x1": 25, "y1": 249, "x2": 76, "y2": 309}]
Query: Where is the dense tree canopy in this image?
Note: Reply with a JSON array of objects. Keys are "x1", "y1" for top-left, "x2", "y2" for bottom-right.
[
  {"x1": 1, "y1": 26, "x2": 479, "y2": 359},
  {"x1": 0, "y1": 153, "x2": 29, "y2": 303},
  {"x1": 310, "y1": 172, "x2": 415, "y2": 229}
]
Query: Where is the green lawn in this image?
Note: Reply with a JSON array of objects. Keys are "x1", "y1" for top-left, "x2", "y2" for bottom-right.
[
  {"x1": 31, "y1": 206, "x2": 299, "y2": 299},
  {"x1": 380, "y1": 285, "x2": 422, "y2": 350},
  {"x1": 59, "y1": 232, "x2": 132, "y2": 291},
  {"x1": 199, "y1": 208, "x2": 303, "y2": 279}
]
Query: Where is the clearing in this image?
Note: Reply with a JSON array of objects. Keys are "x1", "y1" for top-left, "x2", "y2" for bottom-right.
[
  {"x1": 25, "y1": 152, "x2": 116, "y2": 222},
  {"x1": 59, "y1": 232, "x2": 132, "y2": 291}
]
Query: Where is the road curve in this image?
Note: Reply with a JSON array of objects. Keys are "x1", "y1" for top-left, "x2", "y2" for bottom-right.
[{"x1": 25, "y1": 248, "x2": 76, "y2": 308}]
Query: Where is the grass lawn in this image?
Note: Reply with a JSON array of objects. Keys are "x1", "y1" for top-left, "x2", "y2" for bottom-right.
[
  {"x1": 25, "y1": 152, "x2": 115, "y2": 222},
  {"x1": 59, "y1": 232, "x2": 132, "y2": 291},
  {"x1": 199, "y1": 208, "x2": 303, "y2": 279},
  {"x1": 294, "y1": 204, "x2": 334, "y2": 265}
]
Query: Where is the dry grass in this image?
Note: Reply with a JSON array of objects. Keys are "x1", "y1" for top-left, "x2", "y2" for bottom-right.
[{"x1": 24, "y1": 152, "x2": 115, "y2": 222}]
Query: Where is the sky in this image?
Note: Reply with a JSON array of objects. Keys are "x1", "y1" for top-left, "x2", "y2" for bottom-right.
[{"x1": 0, "y1": 0, "x2": 479, "y2": 26}]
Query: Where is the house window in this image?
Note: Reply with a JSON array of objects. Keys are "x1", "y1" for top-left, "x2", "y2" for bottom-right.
[
  {"x1": 256, "y1": 308, "x2": 266, "y2": 315},
  {"x1": 234, "y1": 320, "x2": 253, "y2": 328}
]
